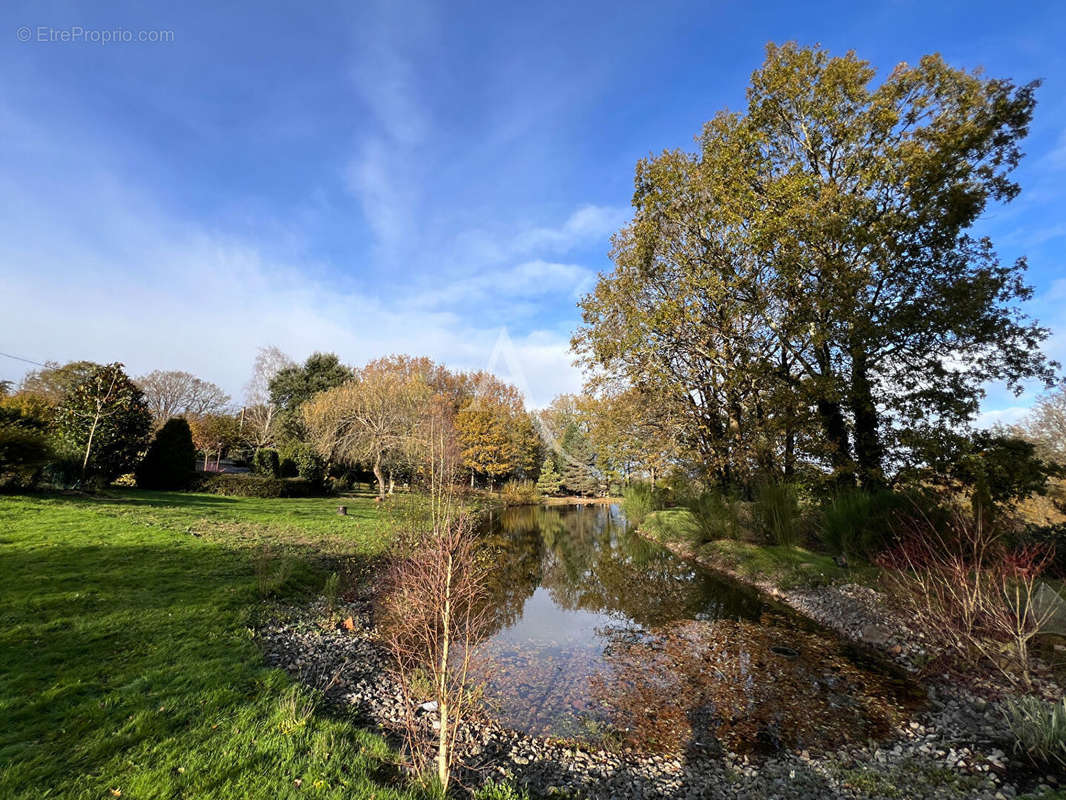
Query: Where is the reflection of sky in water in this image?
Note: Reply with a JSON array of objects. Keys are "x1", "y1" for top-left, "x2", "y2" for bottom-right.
[
  {"x1": 491, "y1": 587, "x2": 634, "y2": 645},
  {"x1": 473, "y1": 504, "x2": 918, "y2": 748}
]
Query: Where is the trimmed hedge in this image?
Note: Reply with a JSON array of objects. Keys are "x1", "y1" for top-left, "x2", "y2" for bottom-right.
[{"x1": 192, "y1": 473, "x2": 318, "y2": 498}]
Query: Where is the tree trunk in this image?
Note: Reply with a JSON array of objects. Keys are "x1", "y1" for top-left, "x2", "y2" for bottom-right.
[
  {"x1": 850, "y1": 349, "x2": 885, "y2": 490},
  {"x1": 816, "y1": 397, "x2": 855, "y2": 486},
  {"x1": 82, "y1": 411, "x2": 101, "y2": 477},
  {"x1": 437, "y1": 551, "x2": 453, "y2": 791},
  {"x1": 372, "y1": 452, "x2": 385, "y2": 499},
  {"x1": 387, "y1": 469, "x2": 395, "y2": 495}
]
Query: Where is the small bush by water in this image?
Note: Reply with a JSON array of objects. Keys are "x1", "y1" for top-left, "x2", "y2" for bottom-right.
[
  {"x1": 1004, "y1": 695, "x2": 1066, "y2": 771},
  {"x1": 621, "y1": 481, "x2": 665, "y2": 525},
  {"x1": 753, "y1": 483, "x2": 801, "y2": 548},
  {"x1": 500, "y1": 479, "x2": 541, "y2": 506}
]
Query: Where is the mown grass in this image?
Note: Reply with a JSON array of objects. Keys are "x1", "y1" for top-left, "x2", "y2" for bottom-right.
[{"x1": 0, "y1": 489, "x2": 422, "y2": 800}]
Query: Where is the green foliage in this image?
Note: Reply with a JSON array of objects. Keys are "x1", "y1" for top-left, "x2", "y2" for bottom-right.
[
  {"x1": 574, "y1": 42, "x2": 1053, "y2": 489},
  {"x1": 473, "y1": 780, "x2": 531, "y2": 800},
  {"x1": 685, "y1": 488, "x2": 745, "y2": 543},
  {"x1": 621, "y1": 481, "x2": 664, "y2": 525},
  {"x1": 53, "y1": 362, "x2": 152, "y2": 481},
  {"x1": 560, "y1": 436, "x2": 600, "y2": 496},
  {"x1": 0, "y1": 407, "x2": 51, "y2": 488},
  {"x1": 135, "y1": 418, "x2": 196, "y2": 490},
  {"x1": 193, "y1": 473, "x2": 317, "y2": 498},
  {"x1": 1004, "y1": 696, "x2": 1066, "y2": 771},
  {"x1": 753, "y1": 483, "x2": 800, "y2": 548},
  {"x1": 820, "y1": 489, "x2": 907, "y2": 560},
  {"x1": 534, "y1": 456, "x2": 563, "y2": 496},
  {"x1": 279, "y1": 441, "x2": 326, "y2": 484},
  {"x1": 323, "y1": 571, "x2": 340, "y2": 620},
  {"x1": 252, "y1": 447, "x2": 281, "y2": 477},
  {"x1": 253, "y1": 547, "x2": 297, "y2": 598}
]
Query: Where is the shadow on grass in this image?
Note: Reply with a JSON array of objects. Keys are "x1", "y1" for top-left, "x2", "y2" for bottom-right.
[{"x1": 0, "y1": 499, "x2": 416, "y2": 800}]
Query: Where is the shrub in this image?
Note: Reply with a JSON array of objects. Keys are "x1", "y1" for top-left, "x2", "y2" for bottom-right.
[
  {"x1": 136, "y1": 417, "x2": 197, "y2": 489},
  {"x1": 499, "y1": 479, "x2": 540, "y2": 506},
  {"x1": 0, "y1": 408, "x2": 51, "y2": 489},
  {"x1": 252, "y1": 448, "x2": 280, "y2": 477},
  {"x1": 621, "y1": 481, "x2": 667, "y2": 525},
  {"x1": 279, "y1": 441, "x2": 326, "y2": 485},
  {"x1": 820, "y1": 488, "x2": 906, "y2": 561},
  {"x1": 473, "y1": 781, "x2": 530, "y2": 800},
  {"x1": 1004, "y1": 695, "x2": 1066, "y2": 771},
  {"x1": 40, "y1": 452, "x2": 83, "y2": 489},
  {"x1": 753, "y1": 483, "x2": 800, "y2": 548},
  {"x1": 193, "y1": 473, "x2": 316, "y2": 498},
  {"x1": 254, "y1": 547, "x2": 296, "y2": 598},
  {"x1": 878, "y1": 509, "x2": 1057, "y2": 687},
  {"x1": 687, "y1": 489, "x2": 745, "y2": 543}
]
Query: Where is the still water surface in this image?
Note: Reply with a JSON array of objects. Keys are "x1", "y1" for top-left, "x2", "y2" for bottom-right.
[{"x1": 473, "y1": 503, "x2": 918, "y2": 755}]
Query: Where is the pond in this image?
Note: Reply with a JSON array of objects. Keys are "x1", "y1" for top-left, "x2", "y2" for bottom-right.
[{"x1": 472, "y1": 503, "x2": 920, "y2": 756}]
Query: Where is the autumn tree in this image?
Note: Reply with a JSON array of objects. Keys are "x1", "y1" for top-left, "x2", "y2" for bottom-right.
[
  {"x1": 188, "y1": 413, "x2": 240, "y2": 471},
  {"x1": 269, "y1": 351, "x2": 351, "y2": 441},
  {"x1": 578, "y1": 387, "x2": 678, "y2": 487},
  {"x1": 301, "y1": 358, "x2": 429, "y2": 498},
  {"x1": 575, "y1": 43, "x2": 1055, "y2": 490},
  {"x1": 136, "y1": 369, "x2": 230, "y2": 428},
  {"x1": 53, "y1": 363, "x2": 152, "y2": 480},
  {"x1": 454, "y1": 373, "x2": 531, "y2": 489}
]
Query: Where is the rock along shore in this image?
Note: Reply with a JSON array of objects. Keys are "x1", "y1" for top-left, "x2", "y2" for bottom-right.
[{"x1": 259, "y1": 596, "x2": 1062, "y2": 799}]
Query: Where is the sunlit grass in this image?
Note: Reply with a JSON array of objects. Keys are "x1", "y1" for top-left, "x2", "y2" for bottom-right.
[{"x1": 0, "y1": 490, "x2": 420, "y2": 800}]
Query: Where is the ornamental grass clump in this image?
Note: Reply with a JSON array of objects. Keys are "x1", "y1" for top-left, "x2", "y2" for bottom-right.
[{"x1": 1004, "y1": 695, "x2": 1066, "y2": 771}]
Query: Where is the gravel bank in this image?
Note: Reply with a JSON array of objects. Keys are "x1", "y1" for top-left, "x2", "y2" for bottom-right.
[{"x1": 258, "y1": 599, "x2": 1062, "y2": 799}]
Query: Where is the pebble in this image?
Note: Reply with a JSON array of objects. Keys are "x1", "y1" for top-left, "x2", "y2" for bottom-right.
[{"x1": 257, "y1": 596, "x2": 1059, "y2": 800}]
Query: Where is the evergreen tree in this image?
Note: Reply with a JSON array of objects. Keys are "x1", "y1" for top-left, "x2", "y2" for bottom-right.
[
  {"x1": 535, "y1": 456, "x2": 563, "y2": 496},
  {"x1": 54, "y1": 362, "x2": 152, "y2": 480},
  {"x1": 136, "y1": 417, "x2": 196, "y2": 489},
  {"x1": 561, "y1": 436, "x2": 600, "y2": 496}
]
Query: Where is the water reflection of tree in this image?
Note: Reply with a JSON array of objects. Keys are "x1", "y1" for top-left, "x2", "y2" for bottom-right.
[
  {"x1": 476, "y1": 507, "x2": 545, "y2": 635},
  {"x1": 590, "y1": 618, "x2": 909, "y2": 757},
  {"x1": 512, "y1": 505, "x2": 763, "y2": 627}
]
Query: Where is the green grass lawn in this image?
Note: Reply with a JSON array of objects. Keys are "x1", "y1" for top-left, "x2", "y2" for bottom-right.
[{"x1": 0, "y1": 489, "x2": 421, "y2": 800}]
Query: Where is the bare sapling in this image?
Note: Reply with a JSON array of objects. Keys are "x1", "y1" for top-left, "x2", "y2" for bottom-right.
[{"x1": 377, "y1": 399, "x2": 491, "y2": 794}]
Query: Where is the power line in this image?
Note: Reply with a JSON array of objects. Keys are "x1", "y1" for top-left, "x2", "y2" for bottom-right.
[{"x1": 0, "y1": 351, "x2": 48, "y2": 368}]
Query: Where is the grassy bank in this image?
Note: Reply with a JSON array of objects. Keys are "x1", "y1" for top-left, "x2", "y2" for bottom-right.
[
  {"x1": 640, "y1": 507, "x2": 872, "y2": 589},
  {"x1": 0, "y1": 490, "x2": 419, "y2": 800}
]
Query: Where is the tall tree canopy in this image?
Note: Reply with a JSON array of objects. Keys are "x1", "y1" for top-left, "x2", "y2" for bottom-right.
[
  {"x1": 136, "y1": 369, "x2": 230, "y2": 427},
  {"x1": 301, "y1": 357, "x2": 430, "y2": 498},
  {"x1": 575, "y1": 42, "x2": 1055, "y2": 490}
]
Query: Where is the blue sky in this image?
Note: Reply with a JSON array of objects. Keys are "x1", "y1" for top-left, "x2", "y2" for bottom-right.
[{"x1": 1, "y1": 0, "x2": 1063, "y2": 416}]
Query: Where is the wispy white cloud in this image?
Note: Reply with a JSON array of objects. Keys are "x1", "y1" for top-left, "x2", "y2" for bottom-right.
[{"x1": 513, "y1": 205, "x2": 630, "y2": 254}]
